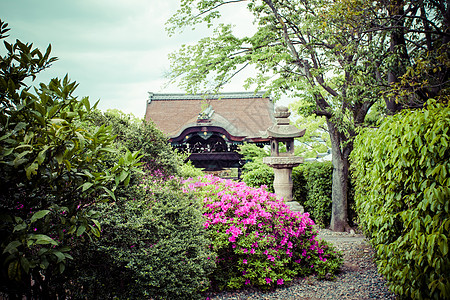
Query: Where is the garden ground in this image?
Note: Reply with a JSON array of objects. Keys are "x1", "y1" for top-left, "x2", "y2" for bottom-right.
[{"x1": 203, "y1": 228, "x2": 396, "y2": 299}]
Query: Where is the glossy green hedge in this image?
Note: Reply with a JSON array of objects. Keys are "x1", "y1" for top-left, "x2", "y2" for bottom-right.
[
  {"x1": 351, "y1": 100, "x2": 450, "y2": 299},
  {"x1": 293, "y1": 162, "x2": 333, "y2": 227}
]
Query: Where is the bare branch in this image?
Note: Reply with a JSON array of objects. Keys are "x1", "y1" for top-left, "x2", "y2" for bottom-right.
[
  {"x1": 191, "y1": 0, "x2": 248, "y2": 20},
  {"x1": 264, "y1": 0, "x2": 302, "y2": 65},
  {"x1": 214, "y1": 62, "x2": 250, "y2": 90}
]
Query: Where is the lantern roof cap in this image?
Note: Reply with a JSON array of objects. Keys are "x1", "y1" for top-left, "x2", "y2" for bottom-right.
[{"x1": 265, "y1": 106, "x2": 305, "y2": 138}]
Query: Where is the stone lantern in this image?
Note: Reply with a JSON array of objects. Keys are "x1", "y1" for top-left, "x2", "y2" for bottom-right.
[{"x1": 263, "y1": 106, "x2": 306, "y2": 212}]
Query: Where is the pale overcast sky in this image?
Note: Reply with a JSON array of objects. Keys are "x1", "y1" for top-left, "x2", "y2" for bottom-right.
[{"x1": 1, "y1": 0, "x2": 262, "y2": 118}]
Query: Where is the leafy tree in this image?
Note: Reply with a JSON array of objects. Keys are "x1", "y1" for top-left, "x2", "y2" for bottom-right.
[
  {"x1": 356, "y1": 0, "x2": 450, "y2": 112},
  {"x1": 167, "y1": 0, "x2": 388, "y2": 231},
  {"x1": 0, "y1": 20, "x2": 140, "y2": 298}
]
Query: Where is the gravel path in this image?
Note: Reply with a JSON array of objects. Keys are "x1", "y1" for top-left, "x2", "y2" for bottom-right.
[{"x1": 203, "y1": 229, "x2": 396, "y2": 300}]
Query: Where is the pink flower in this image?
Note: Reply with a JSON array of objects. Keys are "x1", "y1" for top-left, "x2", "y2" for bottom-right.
[
  {"x1": 243, "y1": 259, "x2": 247, "y2": 264},
  {"x1": 277, "y1": 278, "x2": 284, "y2": 285},
  {"x1": 245, "y1": 279, "x2": 251, "y2": 285},
  {"x1": 265, "y1": 277, "x2": 272, "y2": 284}
]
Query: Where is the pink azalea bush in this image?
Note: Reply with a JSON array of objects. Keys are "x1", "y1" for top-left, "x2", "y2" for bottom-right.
[{"x1": 182, "y1": 175, "x2": 343, "y2": 290}]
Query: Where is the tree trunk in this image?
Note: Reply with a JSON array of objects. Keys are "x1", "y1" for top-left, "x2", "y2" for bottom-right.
[
  {"x1": 327, "y1": 120, "x2": 352, "y2": 232},
  {"x1": 386, "y1": 0, "x2": 409, "y2": 114}
]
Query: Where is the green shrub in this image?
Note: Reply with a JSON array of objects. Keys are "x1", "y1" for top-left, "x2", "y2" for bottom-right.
[
  {"x1": 183, "y1": 175, "x2": 342, "y2": 290},
  {"x1": 0, "y1": 21, "x2": 140, "y2": 298},
  {"x1": 178, "y1": 159, "x2": 204, "y2": 179},
  {"x1": 293, "y1": 162, "x2": 333, "y2": 227},
  {"x1": 241, "y1": 159, "x2": 355, "y2": 228},
  {"x1": 241, "y1": 163, "x2": 274, "y2": 192},
  {"x1": 292, "y1": 167, "x2": 308, "y2": 204},
  {"x1": 87, "y1": 110, "x2": 183, "y2": 176},
  {"x1": 351, "y1": 100, "x2": 450, "y2": 299},
  {"x1": 64, "y1": 176, "x2": 216, "y2": 299},
  {"x1": 293, "y1": 162, "x2": 356, "y2": 228}
]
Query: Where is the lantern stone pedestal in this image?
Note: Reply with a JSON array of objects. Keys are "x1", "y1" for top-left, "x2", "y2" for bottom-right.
[{"x1": 263, "y1": 106, "x2": 305, "y2": 212}]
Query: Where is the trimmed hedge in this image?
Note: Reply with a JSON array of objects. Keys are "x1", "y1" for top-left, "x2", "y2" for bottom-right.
[
  {"x1": 351, "y1": 100, "x2": 450, "y2": 299},
  {"x1": 64, "y1": 177, "x2": 216, "y2": 299},
  {"x1": 293, "y1": 162, "x2": 333, "y2": 227},
  {"x1": 241, "y1": 164, "x2": 274, "y2": 192},
  {"x1": 242, "y1": 161, "x2": 354, "y2": 228}
]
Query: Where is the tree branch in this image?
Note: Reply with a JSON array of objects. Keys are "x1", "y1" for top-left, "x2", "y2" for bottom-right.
[
  {"x1": 191, "y1": 0, "x2": 248, "y2": 20},
  {"x1": 264, "y1": 0, "x2": 302, "y2": 66}
]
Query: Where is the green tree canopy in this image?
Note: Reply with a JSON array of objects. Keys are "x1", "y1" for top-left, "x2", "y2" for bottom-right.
[{"x1": 167, "y1": 0, "x2": 390, "y2": 231}]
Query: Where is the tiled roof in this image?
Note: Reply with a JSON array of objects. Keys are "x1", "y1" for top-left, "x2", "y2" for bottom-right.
[
  {"x1": 145, "y1": 92, "x2": 275, "y2": 140},
  {"x1": 147, "y1": 91, "x2": 269, "y2": 101}
]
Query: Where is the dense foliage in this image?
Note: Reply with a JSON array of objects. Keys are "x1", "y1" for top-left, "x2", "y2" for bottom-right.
[
  {"x1": 293, "y1": 162, "x2": 333, "y2": 228},
  {"x1": 183, "y1": 175, "x2": 343, "y2": 290},
  {"x1": 87, "y1": 110, "x2": 183, "y2": 175},
  {"x1": 64, "y1": 173, "x2": 216, "y2": 300},
  {"x1": 242, "y1": 163, "x2": 274, "y2": 193},
  {"x1": 239, "y1": 144, "x2": 274, "y2": 192},
  {"x1": 351, "y1": 100, "x2": 450, "y2": 299},
  {"x1": 0, "y1": 20, "x2": 141, "y2": 298}
]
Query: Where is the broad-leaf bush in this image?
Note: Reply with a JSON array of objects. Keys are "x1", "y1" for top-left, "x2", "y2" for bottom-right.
[
  {"x1": 351, "y1": 100, "x2": 450, "y2": 299},
  {"x1": 178, "y1": 158, "x2": 204, "y2": 178},
  {"x1": 239, "y1": 143, "x2": 274, "y2": 191},
  {"x1": 0, "y1": 20, "x2": 140, "y2": 298},
  {"x1": 183, "y1": 175, "x2": 343, "y2": 290}
]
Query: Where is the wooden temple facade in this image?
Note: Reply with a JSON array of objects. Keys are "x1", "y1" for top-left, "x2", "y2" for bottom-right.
[{"x1": 144, "y1": 92, "x2": 275, "y2": 171}]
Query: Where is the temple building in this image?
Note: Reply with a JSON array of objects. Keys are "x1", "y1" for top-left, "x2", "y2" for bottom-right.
[{"x1": 144, "y1": 92, "x2": 275, "y2": 171}]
